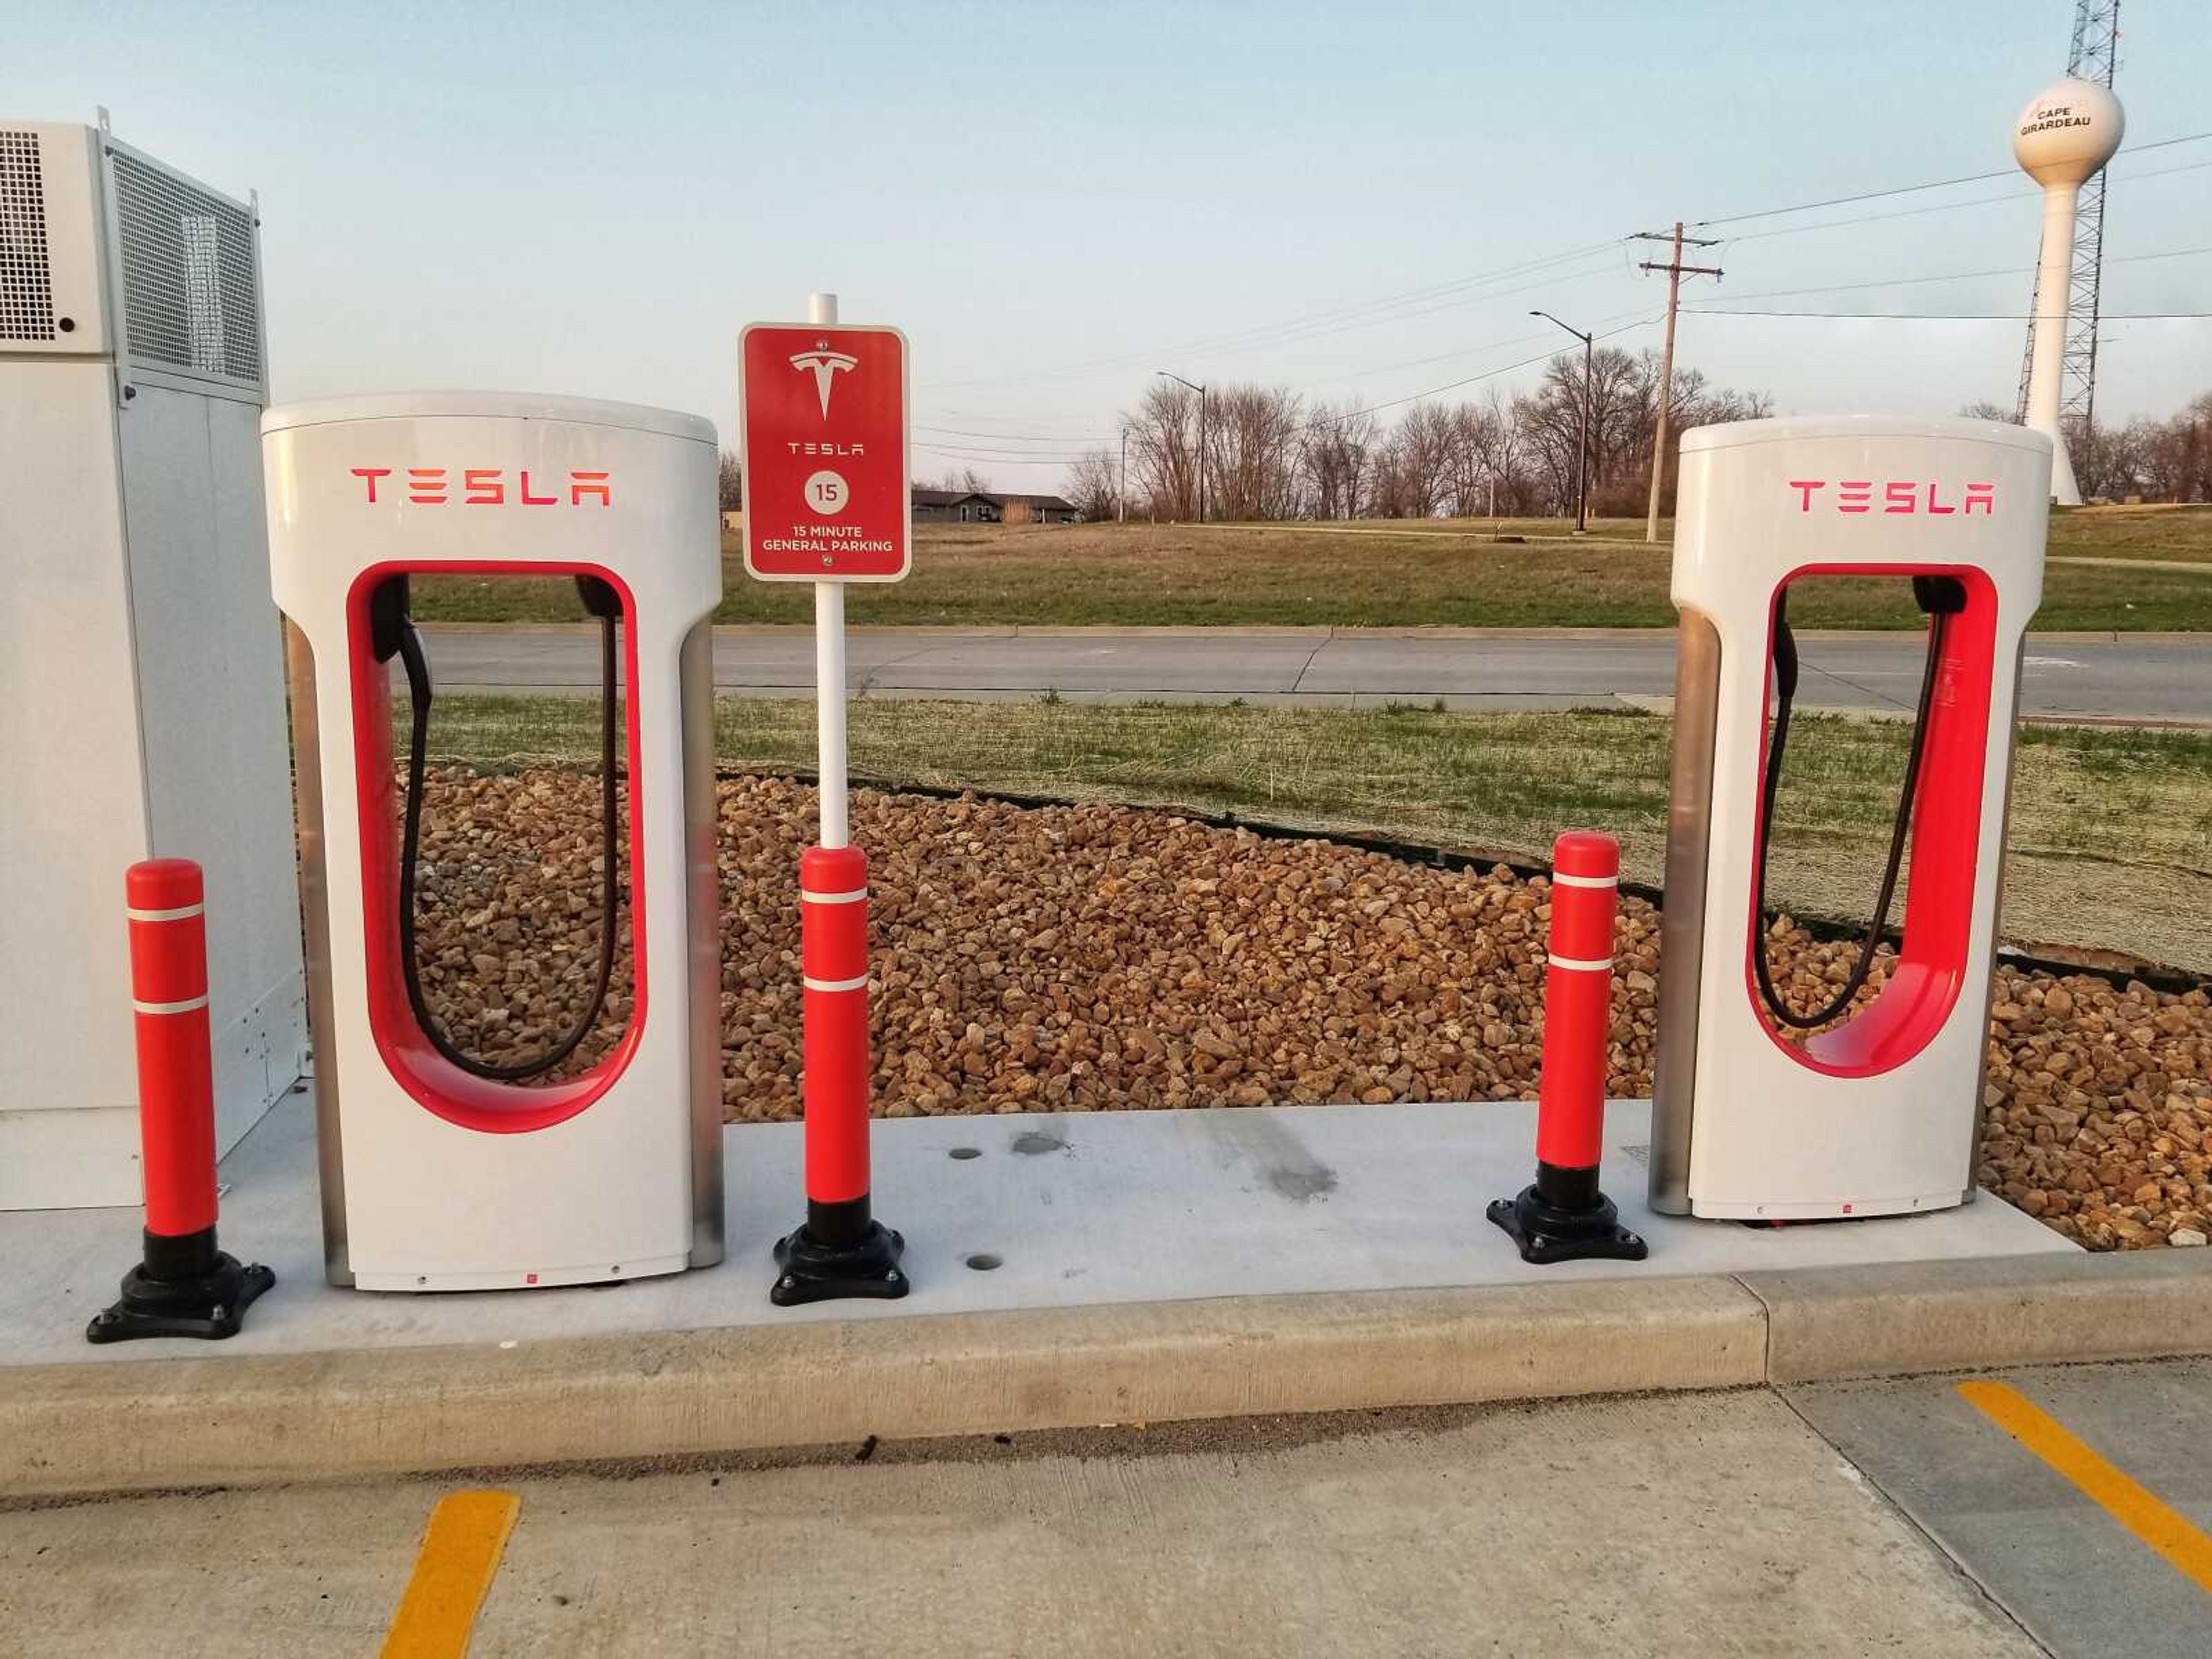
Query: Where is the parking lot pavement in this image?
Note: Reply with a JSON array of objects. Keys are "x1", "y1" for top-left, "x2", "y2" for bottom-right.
[
  {"x1": 1787, "y1": 1357, "x2": 2212, "y2": 1659},
  {"x1": 3, "y1": 1388, "x2": 2046, "y2": 1658}
]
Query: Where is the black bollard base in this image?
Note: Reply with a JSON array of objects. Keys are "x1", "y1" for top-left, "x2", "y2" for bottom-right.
[
  {"x1": 86, "y1": 1229, "x2": 274, "y2": 1344},
  {"x1": 771, "y1": 1206, "x2": 908, "y2": 1306},
  {"x1": 1487, "y1": 1176, "x2": 1648, "y2": 1267}
]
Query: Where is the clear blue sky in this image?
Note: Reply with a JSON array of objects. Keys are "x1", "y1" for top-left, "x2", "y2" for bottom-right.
[{"x1": 20, "y1": 1, "x2": 2211, "y2": 491}]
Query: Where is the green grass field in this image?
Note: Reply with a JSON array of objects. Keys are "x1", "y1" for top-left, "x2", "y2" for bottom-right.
[
  {"x1": 404, "y1": 505, "x2": 2212, "y2": 632},
  {"x1": 416, "y1": 694, "x2": 2212, "y2": 974}
]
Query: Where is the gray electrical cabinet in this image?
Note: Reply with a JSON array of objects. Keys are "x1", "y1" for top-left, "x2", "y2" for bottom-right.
[{"x1": 0, "y1": 118, "x2": 305, "y2": 1209}]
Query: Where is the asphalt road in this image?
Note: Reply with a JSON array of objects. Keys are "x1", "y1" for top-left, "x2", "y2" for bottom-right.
[
  {"x1": 19, "y1": 1361, "x2": 2212, "y2": 1656},
  {"x1": 417, "y1": 624, "x2": 2212, "y2": 724}
]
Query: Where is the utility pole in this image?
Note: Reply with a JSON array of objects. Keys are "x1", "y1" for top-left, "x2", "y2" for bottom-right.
[
  {"x1": 1118, "y1": 426, "x2": 1128, "y2": 523},
  {"x1": 1632, "y1": 224, "x2": 1722, "y2": 544}
]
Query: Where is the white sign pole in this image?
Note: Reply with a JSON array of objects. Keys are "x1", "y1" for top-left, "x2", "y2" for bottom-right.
[{"x1": 808, "y1": 290, "x2": 850, "y2": 850}]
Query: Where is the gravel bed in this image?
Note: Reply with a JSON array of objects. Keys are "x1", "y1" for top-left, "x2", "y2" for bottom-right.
[{"x1": 407, "y1": 768, "x2": 2212, "y2": 1252}]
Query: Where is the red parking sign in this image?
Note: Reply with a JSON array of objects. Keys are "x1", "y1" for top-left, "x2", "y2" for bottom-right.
[{"x1": 739, "y1": 322, "x2": 911, "y2": 582}]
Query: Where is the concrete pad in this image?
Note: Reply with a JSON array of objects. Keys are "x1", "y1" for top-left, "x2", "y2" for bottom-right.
[
  {"x1": 3, "y1": 1096, "x2": 2069, "y2": 1369},
  {"x1": 1745, "y1": 1251, "x2": 2212, "y2": 1383},
  {"x1": 1789, "y1": 1359, "x2": 2212, "y2": 1659},
  {"x1": 0, "y1": 1391, "x2": 2044, "y2": 1658},
  {"x1": 0, "y1": 1095, "x2": 2080, "y2": 1494}
]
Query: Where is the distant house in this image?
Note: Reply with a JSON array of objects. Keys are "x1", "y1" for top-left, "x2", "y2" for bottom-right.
[
  {"x1": 912, "y1": 487, "x2": 991, "y2": 523},
  {"x1": 911, "y1": 488, "x2": 1082, "y2": 525}
]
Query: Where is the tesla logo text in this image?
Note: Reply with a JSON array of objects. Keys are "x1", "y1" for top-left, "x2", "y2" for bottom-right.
[
  {"x1": 789, "y1": 342, "x2": 858, "y2": 418},
  {"x1": 350, "y1": 468, "x2": 613, "y2": 506},
  {"x1": 1788, "y1": 480, "x2": 1995, "y2": 516}
]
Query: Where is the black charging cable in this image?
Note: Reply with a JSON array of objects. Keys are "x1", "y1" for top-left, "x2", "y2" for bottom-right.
[
  {"x1": 385, "y1": 577, "x2": 624, "y2": 1081},
  {"x1": 1751, "y1": 577, "x2": 1964, "y2": 1031}
]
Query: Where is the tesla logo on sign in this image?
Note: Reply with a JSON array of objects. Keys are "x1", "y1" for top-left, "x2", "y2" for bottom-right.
[
  {"x1": 1788, "y1": 480, "x2": 1996, "y2": 516},
  {"x1": 740, "y1": 321, "x2": 911, "y2": 583},
  {"x1": 789, "y1": 344, "x2": 859, "y2": 418}
]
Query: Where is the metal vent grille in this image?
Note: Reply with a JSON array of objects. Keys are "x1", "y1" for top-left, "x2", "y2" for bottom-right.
[
  {"x1": 0, "y1": 130, "x2": 56, "y2": 342},
  {"x1": 110, "y1": 147, "x2": 260, "y2": 383}
]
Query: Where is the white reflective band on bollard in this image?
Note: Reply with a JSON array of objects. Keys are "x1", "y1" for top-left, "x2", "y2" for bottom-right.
[
  {"x1": 800, "y1": 888, "x2": 869, "y2": 905},
  {"x1": 801, "y1": 974, "x2": 870, "y2": 994},
  {"x1": 1550, "y1": 871, "x2": 1618, "y2": 889},
  {"x1": 131, "y1": 994, "x2": 211, "y2": 1016},
  {"x1": 124, "y1": 903, "x2": 207, "y2": 923},
  {"x1": 1546, "y1": 954, "x2": 1614, "y2": 974}
]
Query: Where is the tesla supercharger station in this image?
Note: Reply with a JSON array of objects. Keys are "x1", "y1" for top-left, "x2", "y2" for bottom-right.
[
  {"x1": 1649, "y1": 415, "x2": 2052, "y2": 1221},
  {"x1": 265, "y1": 392, "x2": 725, "y2": 1290}
]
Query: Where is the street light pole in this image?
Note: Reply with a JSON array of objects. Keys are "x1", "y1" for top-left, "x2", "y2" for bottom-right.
[
  {"x1": 1530, "y1": 310, "x2": 1594, "y2": 535},
  {"x1": 1157, "y1": 370, "x2": 1207, "y2": 522}
]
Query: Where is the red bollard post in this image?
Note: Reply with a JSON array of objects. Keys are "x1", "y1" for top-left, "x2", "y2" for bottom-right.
[
  {"x1": 770, "y1": 844, "x2": 907, "y2": 1305},
  {"x1": 1487, "y1": 832, "x2": 1648, "y2": 1264},
  {"x1": 86, "y1": 860, "x2": 275, "y2": 1343}
]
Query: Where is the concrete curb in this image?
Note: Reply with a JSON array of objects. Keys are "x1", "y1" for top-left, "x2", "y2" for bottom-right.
[
  {"x1": 1744, "y1": 1251, "x2": 2212, "y2": 1383},
  {"x1": 7, "y1": 1253, "x2": 2212, "y2": 1497},
  {"x1": 0, "y1": 1279, "x2": 1763, "y2": 1497}
]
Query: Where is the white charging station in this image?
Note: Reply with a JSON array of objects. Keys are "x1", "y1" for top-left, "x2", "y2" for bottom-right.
[
  {"x1": 1650, "y1": 416, "x2": 2052, "y2": 1221},
  {"x1": 265, "y1": 392, "x2": 725, "y2": 1290}
]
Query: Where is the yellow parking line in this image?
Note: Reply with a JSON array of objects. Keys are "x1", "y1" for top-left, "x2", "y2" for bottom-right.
[
  {"x1": 380, "y1": 1490, "x2": 523, "y2": 1658},
  {"x1": 1957, "y1": 1379, "x2": 2212, "y2": 1595}
]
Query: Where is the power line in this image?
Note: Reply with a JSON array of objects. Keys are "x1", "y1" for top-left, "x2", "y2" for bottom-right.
[
  {"x1": 1298, "y1": 325, "x2": 1562, "y2": 388},
  {"x1": 918, "y1": 149, "x2": 2209, "y2": 448},
  {"x1": 918, "y1": 136, "x2": 2210, "y2": 433},
  {"x1": 1301, "y1": 318, "x2": 1657, "y2": 428},
  {"x1": 918, "y1": 238, "x2": 1624, "y2": 391},
  {"x1": 914, "y1": 423, "x2": 1114, "y2": 443},
  {"x1": 1722, "y1": 157, "x2": 2212, "y2": 246},
  {"x1": 1699, "y1": 167, "x2": 2019, "y2": 230},
  {"x1": 1688, "y1": 309, "x2": 2210, "y2": 320},
  {"x1": 914, "y1": 440, "x2": 1092, "y2": 461},
  {"x1": 1710, "y1": 244, "x2": 2212, "y2": 308},
  {"x1": 1694, "y1": 128, "x2": 2212, "y2": 229}
]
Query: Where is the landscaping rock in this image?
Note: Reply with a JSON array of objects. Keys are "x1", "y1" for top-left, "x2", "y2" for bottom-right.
[{"x1": 407, "y1": 768, "x2": 2212, "y2": 1253}]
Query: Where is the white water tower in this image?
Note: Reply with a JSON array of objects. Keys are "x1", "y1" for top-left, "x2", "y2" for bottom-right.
[{"x1": 2013, "y1": 75, "x2": 2124, "y2": 505}]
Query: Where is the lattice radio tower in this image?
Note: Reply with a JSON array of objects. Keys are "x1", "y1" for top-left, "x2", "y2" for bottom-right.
[{"x1": 2014, "y1": 1, "x2": 2122, "y2": 437}]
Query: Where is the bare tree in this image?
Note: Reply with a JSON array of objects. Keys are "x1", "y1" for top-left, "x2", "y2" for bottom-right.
[
  {"x1": 718, "y1": 448, "x2": 744, "y2": 512},
  {"x1": 1373, "y1": 403, "x2": 1456, "y2": 518},
  {"x1": 1206, "y1": 384, "x2": 1306, "y2": 521},
  {"x1": 1101, "y1": 357, "x2": 1777, "y2": 522},
  {"x1": 2133, "y1": 392, "x2": 2212, "y2": 502},
  {"x1": 1302, "y1": 400, "x2": 1376, "y2": 520},
  {"x1": 1126, "y1": 380, "x2": 1203, "y2": 519},
  {"x1": 1063, "y1": 448, "x2": 1120, "y2": 522},
  {"x1": 933, "y1": 467, "x2": 993, "y2": 494}
]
